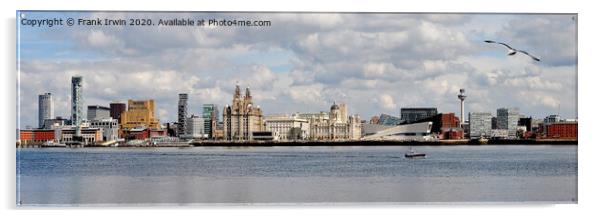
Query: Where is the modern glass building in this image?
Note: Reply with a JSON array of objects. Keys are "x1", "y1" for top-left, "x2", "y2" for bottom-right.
[
  {"x1": 202, "y1": 104, "x2": 218, "y2": 139},
  {"x1": 400, "y1": 107, "x2": 438, "y2": 123}
]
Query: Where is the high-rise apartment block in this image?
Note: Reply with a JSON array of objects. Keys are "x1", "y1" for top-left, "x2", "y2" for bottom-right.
[{"x1": 469, "y1": 112, "x2": 493, "y2": 138}]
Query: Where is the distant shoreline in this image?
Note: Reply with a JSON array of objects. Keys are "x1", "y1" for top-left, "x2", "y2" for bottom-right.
[
  {"x1": 190, "y1": 139, "x2": 578, "y2": 147},
  {"x1": 17, "y1": 139, "x2": 578, "y2": 148}
]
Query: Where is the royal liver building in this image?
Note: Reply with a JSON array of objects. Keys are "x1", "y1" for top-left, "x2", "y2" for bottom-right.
[{"x1": 223, "y1": 84, "x2": 265, "y2": 141}]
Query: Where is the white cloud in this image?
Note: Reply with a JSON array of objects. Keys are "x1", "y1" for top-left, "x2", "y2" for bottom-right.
[
  {"x1": 287, "y1": 84, "x2": 326, "y2": 107},
  {"x1": 17, "y1": 13, "x2": 578, "y2": 127},
  {"x1": 379, "y1": 94, "x2": 396, "y2": 110}
]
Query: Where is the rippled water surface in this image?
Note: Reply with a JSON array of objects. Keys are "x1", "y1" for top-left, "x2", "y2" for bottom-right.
[{"x1": 16, "y1": 145, "x2": 577, "y2": 205}]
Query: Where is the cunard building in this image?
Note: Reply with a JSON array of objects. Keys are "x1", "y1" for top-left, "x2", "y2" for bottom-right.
[{"x1": 223, "y1": 84, "x2": 265, "y2": 141}]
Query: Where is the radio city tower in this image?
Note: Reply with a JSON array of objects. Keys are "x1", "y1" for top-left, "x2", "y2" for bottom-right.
[{"x1": 458, "y1": 89, "x2": 467, "y2": 124}]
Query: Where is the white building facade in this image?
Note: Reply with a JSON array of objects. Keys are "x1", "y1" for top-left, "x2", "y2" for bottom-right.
[
  {"x1": 362, "y1": 122, "x2": 434, "y2": 141},
  {"x1": 223, "y1": 85, "x2": 264, "y2": 141},
  {"x1": 264, "y1": 114, "x2": 310, "y2": 141},
  {"x1": 90, "y1": 118, "x2": 119, "y2": 141}
]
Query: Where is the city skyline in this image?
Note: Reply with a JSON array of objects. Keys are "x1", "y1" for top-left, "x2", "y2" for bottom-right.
[{"x1": 18, "y1": 12, "x2": 577, "y2": 128}]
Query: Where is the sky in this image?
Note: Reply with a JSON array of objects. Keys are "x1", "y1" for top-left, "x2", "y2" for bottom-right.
[{"x1": 17, "y1": 12, "x2": 577, "y2": 128}]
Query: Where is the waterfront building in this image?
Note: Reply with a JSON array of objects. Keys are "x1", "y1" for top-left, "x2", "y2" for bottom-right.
[
  {"x1": 305, "y1": 102, "x2": 362, "y2": 141},
  {"x1": 223, "y1": 84, "x2": 264, "y2": 141},
  {"x1": 122, "y1": 128, "x2": 167, "y2": 140},
  {"x1": 469, "y1": 112, "x2": 493, "y2": 138},
  {"x1": 165, "y1": 122, "x2": 178, "y2": 137},
  {"x1": 71, "y1": 76, "x2": 84, "y2": 127},
  {"x1": 491, "y1": 129, "x2": 509, "y2": 139},
  {"x1": 497, "y1": 107, "x2": 520, "y2": 139},
  {"x1": 38, "y1": 93, "x2": 54, "y2": 128},
  {"x1": 378, "y1": 114, "x2": 402, "y2": 125},
  {"x1": 109, "y1": 102, "x2": 127, "y2": 124},
  {"x1": 542, "y1": 122, "x2": 577, "y2": 139},
  {"x1": 414, "y1": 113, "x2": 462, "y2": 139},
  {"x1": 362, "y1": 122, "x2": 434, "y2": 141},
  {"x1": 184, "y1": 115, "x2": 204, "y2": 139},
  {"x1": 214, "y1": 127, "x2": 224, "y2": 140},
  {"x1": 264, "y1": 114, "x2": 310, "y2": 141},
  {"x1": 90, "y1": 118, "x2": 119, "y2": 141},
  {"x1": 518, "y1": 117, "x2": 533, "y2": 132},
  {"x1": 400, "y1": 107, "x2": 438, "y2": 124},
  {"x1": 250, "y1": 131, "x2": 277, "y2": 141},
  {"x1": 440, "y1": 127, "x2": 464, "y2": 140},
  {"x1": 87, "y1": 105, "x2": 111, "y2": 121},
  {"x1": 42, "y1": 116, "x2": 68, "y2": 130},
  {"x1": 297, "y1": 112, "x2": 330, "y2": 124},
  {"x1": 60, "y1": 127, "x2": 103, "y2": 144},
  {"x1": 120, "y1": 99, "x2": 161, "y2": 130},
  {"x1": 362, "y1": 124, "x2": 396, "y2": 136},
  {"x1": 202, "y1": 104, "x2": 219, "y2": 139},
  {"x1": 19, "y1": 129, "x2": 58, "y2": 145},
  {"x1": 339, "y1": 103, "x2": 348, "y2": 123},
  {"x1": 177, "y1": 93, "x2": 188, "y2": 136}
]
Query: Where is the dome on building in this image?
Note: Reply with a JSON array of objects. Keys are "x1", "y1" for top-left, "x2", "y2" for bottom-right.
[{"x1": 330, "y1": 101, "x2": 340, "y2": 110}]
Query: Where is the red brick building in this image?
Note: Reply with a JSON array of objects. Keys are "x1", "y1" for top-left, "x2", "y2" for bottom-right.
[
  {"x1": 123, "y1": 128, "x2": 167, "y2": 140},
  {"x1": 19, "y1": 129, "x2": 56, "y2": 144},
  {"x1": 440, "y1": 127, "x2": 464, "y2": 140},
  {"x1": 543, "y1": 122, "x2": 577, "y2": 139},
  {"x1": 439, "y1": 113, "x2": 460, "y2": 129}
]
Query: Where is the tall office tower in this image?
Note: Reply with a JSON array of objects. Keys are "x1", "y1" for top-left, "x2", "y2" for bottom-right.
[
  {"x1": 71, "y1": 76, "x2": 83, "y2": 126},
  {"x1": 177, "y1": 93, "x2": 188, "y2": 136},
  {"x1": 38, "y1": 93, "x2": 54, "y2": 128}
]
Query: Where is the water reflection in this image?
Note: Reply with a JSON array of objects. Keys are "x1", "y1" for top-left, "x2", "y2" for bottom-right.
[{"x1": 17, "y1": 146, "x2": 577, "y2": 204}]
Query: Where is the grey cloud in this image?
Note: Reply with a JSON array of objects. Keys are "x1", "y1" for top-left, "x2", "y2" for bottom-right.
[{"x1": 496, "y1": 15, "x2": 576, "y2": 66}]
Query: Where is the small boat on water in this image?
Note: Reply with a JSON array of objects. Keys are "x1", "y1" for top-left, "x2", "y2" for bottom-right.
[{"x1": 405, "y1": 147, "x2": 426, "y2": 158}]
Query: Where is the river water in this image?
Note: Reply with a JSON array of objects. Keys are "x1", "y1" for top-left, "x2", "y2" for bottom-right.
[{"x1": 16, "y1": 145, "x2": 577, "y2": 205}]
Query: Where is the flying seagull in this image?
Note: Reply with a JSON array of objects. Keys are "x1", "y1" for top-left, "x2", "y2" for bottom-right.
[{"x1": 484, "y1": 40, "x2": 541, "y2": 62}]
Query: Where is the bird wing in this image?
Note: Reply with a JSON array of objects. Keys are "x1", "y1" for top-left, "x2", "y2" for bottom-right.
[
  {"x1": 485, "y1": 40, "x2": 514, "y2": 50},
  {"x1": 517, "y1": 50, "x2": 541, "y2": 61}
]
